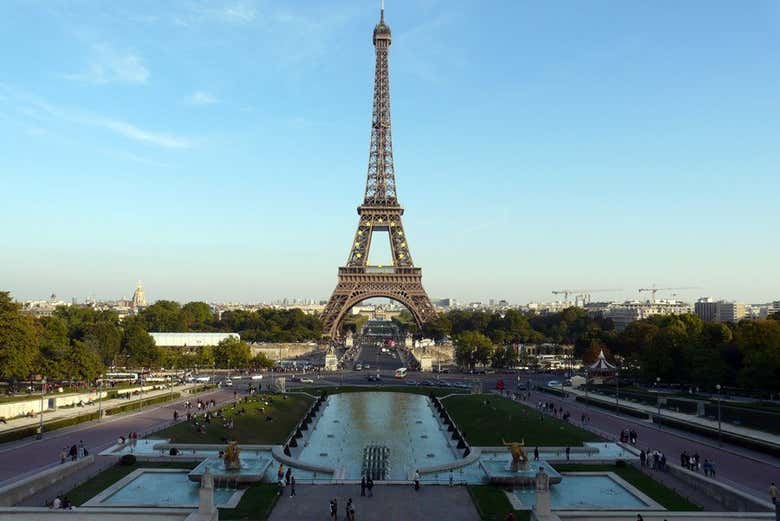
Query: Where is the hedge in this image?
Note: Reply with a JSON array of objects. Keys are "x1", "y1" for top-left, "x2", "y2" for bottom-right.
[
  {"x1": 536, "y1": 386, "x2": 567, "y2": 397},
  {"x1": 652, "y1": 414, "x2": 779, "y2": 457},
  {"x1": 664, "y1": 398, "x2": 699, "y2": 415},
  {"x1": 702, "y1": 404, "x2": 780, "y2": 435},
  {"x1": 575, "y1": 396, "x2": 651, "y2": 419},
  {"x1": 104, "y1": 393, "x2": 180, "y2": 416},
  {"x1": 0, "y1": 411, "x2": 100, "y2": 445}
]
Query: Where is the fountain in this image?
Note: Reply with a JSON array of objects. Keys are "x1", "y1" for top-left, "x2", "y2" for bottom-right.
[
  {"x1": 187, "y1": 441, "x2": 272, "y2": 484},
  {"x1": 224, "y1": 441, "x2": 241, "y2": 471},
  {"x1": 482, "y1": 439, "x2": 561, "y2": 486}
]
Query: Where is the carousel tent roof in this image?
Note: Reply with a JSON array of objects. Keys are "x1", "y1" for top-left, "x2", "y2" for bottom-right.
[{"x1": 588, "y1": 349, "x2": 617, "y2": 372}]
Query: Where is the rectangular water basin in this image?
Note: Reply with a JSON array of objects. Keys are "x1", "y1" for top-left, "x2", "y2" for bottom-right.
[
  {"x1": 512, "y1": 473, "x2": 656, "y2": 510},
  {"x1": 85, "y1": 469, "x2": 240, "y2": 508}
]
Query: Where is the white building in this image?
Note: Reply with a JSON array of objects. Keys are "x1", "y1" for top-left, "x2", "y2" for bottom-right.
[
  {"x1": 605, "y1": 300, "x2": 691, "y2": 331},
  {"x1": 150, "y1": 332, "x2": 239, "y2": 349}
]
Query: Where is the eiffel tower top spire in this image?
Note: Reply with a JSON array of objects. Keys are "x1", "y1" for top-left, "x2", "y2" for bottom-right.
[{"x1": 364, "y1": 1, "x2": 396, "y2": 206}]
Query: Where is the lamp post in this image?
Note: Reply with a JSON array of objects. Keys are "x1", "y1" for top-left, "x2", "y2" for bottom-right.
[
  {"x1": 615, "y1": 370, "x2": 620, "y2": 415},
  {"x1": 98, "y1": 374, "x2": 104, "y2": 421},
  {"x1": 38, "y1": 377, "x2": 46, "y2": 439},
  {"x1": 716, "y1": 384, "x2": 722, "y2": 446}
]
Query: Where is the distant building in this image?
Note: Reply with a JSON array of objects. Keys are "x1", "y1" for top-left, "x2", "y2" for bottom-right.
[
  {"x1": 132, "y1": 281, "x2": 147, "y2": 308},
  {"x1": 605, "y1": 300, "x2": 691, "y2": 331},
  {"x1": 694, "y1": 298, "x2": 746, "y2": 323},
  {"x1": 150, "y1": 332, "x2": 239, "y2": 350}
]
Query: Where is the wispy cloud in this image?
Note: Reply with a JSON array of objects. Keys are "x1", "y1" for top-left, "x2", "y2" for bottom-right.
[
  {"x1": 174, "y1": 1, "x2": 257, "y2": 26},
  {"x1": 101, "y1": 120, "x2": 191, "y2": 148},
  {"x1": 186, "y1": 91, "x2": 220, "y2": 105},
  {"x1": 65, "y1": 44, "x2": 149, "y2": 85},
  {"x1": 0, "y1": 84, "x2": 192, "y2": 149}
]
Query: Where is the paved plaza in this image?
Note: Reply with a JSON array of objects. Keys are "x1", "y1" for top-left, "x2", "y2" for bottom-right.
[{"x1": 268, "y1": 484, "x2": 480, "y2": 521}]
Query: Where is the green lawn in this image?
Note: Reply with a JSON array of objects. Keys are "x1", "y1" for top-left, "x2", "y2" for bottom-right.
[
  {"x1": 149, "y1": 393, "x2": 312, "y2": 444},
  {"x1": 307, "y1": 385, "x2": 466, "y2": 397},
  {"x1": 444, "y1": 394, "x2": 601, "y2": 447},
  {"x1": 219, "y1": 483, "x2": 279, "y2": 521},
  {"x1": 554, "y1": 464, "x2": 702, "y2": 511},
  {"x1": 65, "y1": 461, "x2": 197, "y2": 506},
  {"x1": 468, "y1": 485, "x2": 530, "y2": 521}
]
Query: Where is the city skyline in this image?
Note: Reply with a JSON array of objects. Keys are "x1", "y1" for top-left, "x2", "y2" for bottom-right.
[{"x1": 2, "y1": 1, "x2": 779, "y2": 304}]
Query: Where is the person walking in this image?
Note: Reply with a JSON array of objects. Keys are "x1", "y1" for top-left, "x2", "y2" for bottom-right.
[
  {"x1": 346, "y1": 498, "x2": 354, "y2": 521},
  {"x1": 285, "y1": 467, "x2": 291, "y2": 486},
  {"x1": 289, "y1": 474, "x2": 296, "y2": 497},
  {"x1": 770, "y1": 482, "x2": 778, "y2": 505},
  {"x1": 639, "y1": 450, "x2": 646, "y2": 468},
  {"x1": 565, "y1": 447, "x2": 571, "y2": 460},
  {"x1": 329, "y1": 498, "x2": 338, "y2": 521},
  {"x1": 449, "y1": 468, "x2": 454, "y2": 487},
  {"x1": 59, "y1": 448, "x2": 66, "y2": 464},
  {"x1": 413, "y1": 470, "x2": 420, "y2": 491},
  {"x1": 367, "y1": 476, "x2": 374, "y2": 497},
  {"x1": 534, "y1": 447, "x2": 539, "y2": 461},
  {"x1": 68, "y1": 444, "x2": 77, "y2": 462},
  {"x1": 360, "y1": 476, "x2": 366, "y2": 496}
]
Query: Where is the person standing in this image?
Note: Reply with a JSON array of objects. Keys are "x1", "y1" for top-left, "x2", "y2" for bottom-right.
[
  {"x1": 565, "y1": 447, "x2": 570, "y2": 460},
  {"x1": 413, "y1": 470, "x2": 420, "y2": 491},
  {"x1": 639, "y1": 450, "x2": 646, "y2": 468},
  {"x1": 367, "y1": 476, "x2": 374, "y2": 497},
  {"x1": 285, "y1": 467, "x2": 291, "y2": 486},
  {"x1": 360, "y1": 476, "x2": 366, "y2": 496},
  {"x1": 59, "y1": 448, "x2": 66, "y2": 464},
  {"x1": 330, "y1": 498, "x2": 338, "y2": 521},
  {"x1": 770, "y1": 482, "x2": 778, "y2": 505},
  {"x1": 449, "y1": 469, "x2": 454, "y2": 487},
  {"x1": 346, "y1": 498, "x2": 354, "y2": 521},
  {"x1": 534, "y1": 447, "x2": 539, "y2": 461},
  {"x1": 289, "y1": 474, "x2": 296, "y2": 497}
]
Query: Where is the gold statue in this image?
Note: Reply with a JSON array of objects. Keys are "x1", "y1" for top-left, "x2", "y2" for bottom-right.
[
  {"x1": 223, "y1": 441, "x2": 241, "y2": 470},
  {"x1": 502, "y1": 438, "x2": 529, "y2": 472}
]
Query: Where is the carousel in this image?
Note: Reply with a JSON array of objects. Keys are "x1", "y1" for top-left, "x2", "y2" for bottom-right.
[{"x1": 586, "y1": 349, "x2": 617, "y2": 384}]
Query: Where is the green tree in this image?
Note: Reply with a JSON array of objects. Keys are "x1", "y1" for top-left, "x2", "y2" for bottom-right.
[
  {"x1": 454, "y1": 330, "x2": 493, "y2": 368},
  {"x1": 64, "y1": 341, "x2": 104, "y2": 382},
  {"x1": 122, "y1": 325, "x2": 160, "y2": 368},
  {"x1": 182, "y1": 302, "x2": 214, "y2": 330},
  {"x1": 213, "y1": 337, "x2": 252, "y2": 369},
  {"x1": 84, "y1": 322, "x2": 123, "y2": 367},
  {"x1": 251, "y1": 352, "x2": 275, "y2": 369},
  {"x1": 139, "y1": 300, "x2": 186, "y2": 332},
  {"x1": 0, "y1": 292, "x2": 40, "y2": 381}
]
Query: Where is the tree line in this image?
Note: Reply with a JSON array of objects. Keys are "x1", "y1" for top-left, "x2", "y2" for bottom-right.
[
  {"x1": 0, "y1": 292, "x2": 309, "y2": 384},
  {"x1": 407, "y1": 307, "x2": 780, "y2": 390}
]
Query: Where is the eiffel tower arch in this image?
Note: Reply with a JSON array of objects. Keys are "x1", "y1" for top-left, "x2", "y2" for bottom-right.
[{"x1": 321, "y1": 5, "x2": 435, "y2": 340}]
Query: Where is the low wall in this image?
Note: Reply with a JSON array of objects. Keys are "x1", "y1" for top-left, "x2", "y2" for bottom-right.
[
  {"x1": 0, "y1": 507, "x2": 192, "y2": 520},
  {"x1": 665, "y1": 464, "x2": 774, "y2": 512},
  {"x1": 557, "y1": 512, "x2": 775, "y2": 521},
  {"x1": 250, "y1": 343, "x2": 320, "y2": 360},
  {"x1": 0, "y1": 456, "x2": 94, "y2": 506}
]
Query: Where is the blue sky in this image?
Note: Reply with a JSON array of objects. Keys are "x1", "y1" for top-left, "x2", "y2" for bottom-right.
[{"x1": 1, "y1": 0, "x2": 778, "y2": 305}]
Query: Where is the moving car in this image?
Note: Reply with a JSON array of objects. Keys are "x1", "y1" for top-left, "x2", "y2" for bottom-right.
[{"x1": 300, "y1": 377, "x2": 314, "y2": 384}]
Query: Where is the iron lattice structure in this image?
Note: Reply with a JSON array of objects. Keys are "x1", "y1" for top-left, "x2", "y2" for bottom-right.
[{"x1": 321, "y1": 7, "x2": 435, "y2": 339}]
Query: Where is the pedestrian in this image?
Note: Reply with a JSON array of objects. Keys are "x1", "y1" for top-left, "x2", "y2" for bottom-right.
[
  {"x1": 534, "y1": 447, "x2": 539, "y2": 461},
  {"x1": 346, "y1": 498, "x2": 354, "y2": 521},
  {"x1": 69, "y1": 444, "x2": 77, "y2": 461},
  {"x1": 367, "y1": 476, "x2": 374, "y2": 497},
  {"x1": 636, "y1": 514, "x2": 644, "y2": 521},
  {"x1": 770, "y1": 482, "x2": 778, "y2": 505},
  {"x1": 639, "y1": 450, "x2": 646, "y2": 468},
  {"x1": 360, "y1": 475, "x2": 366, "y2": 496},
  {"x1": 285, "y1": 467, "x2": 291, "y2": 486},
  {"x1": 449, "y1": 468, "x2": 454, "y2": 487},
  {"x1": 277, "y1": 463, "x2": 284, "y2": 482},
  {"x1": 59, "y1": 448, "x2": 66, "y2": 464},
  {"x1": 565, "y1": 447, "x2": 570, "y2": 461},
  {"x1": 414, "y1": 470, "x2": 420, "y2": 491},
  {"x1": 289, "y1": 474, "x2": 296, "y2": 497},
  {"x1": 348, "y1": 498, "x2": 356, "y2": 521},
  {"x1": 330, "y1": 498, "x2": 338, "y2": 521},
  {"x1": 709, "y1": 460, "x2": 715, "y2": 478}
]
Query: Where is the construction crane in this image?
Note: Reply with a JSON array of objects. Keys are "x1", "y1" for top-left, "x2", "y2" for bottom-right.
[
  {"x1": 552, "y1": 289, "x2": 622, "y2": 305},
  {"x1": 638, "y1": 286, "x2": 700, "y2": 302}
]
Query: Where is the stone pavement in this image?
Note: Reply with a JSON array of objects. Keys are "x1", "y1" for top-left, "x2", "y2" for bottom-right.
[
  {"x1": 269, "y1": 484, "x2": 480, "y2": 521},
  {"x1": 518, "y1": 391, "x2": 780, "y2": 502}
]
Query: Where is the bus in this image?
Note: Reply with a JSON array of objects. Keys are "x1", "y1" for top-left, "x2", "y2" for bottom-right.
[
  {"x1": 394, "y1": 367, "x2": 408, "y2": 379},
  {"x1": 104, "y1": 372, "x2": 139, "y2": 383}
]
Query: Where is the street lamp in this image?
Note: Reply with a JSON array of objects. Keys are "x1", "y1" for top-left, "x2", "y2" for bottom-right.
[
  {"x1": 37, "y1": 377, "x2": 46, "y2": 439},
  {"x1": 716, "y1": 384, "x2": 722, "y2": 446},
  {"x1": 98, "y1": 374, "x2": 104, "y2": 421},
  {"x1": 615, "y1": 370, "x2": 620, "y2": 415}
]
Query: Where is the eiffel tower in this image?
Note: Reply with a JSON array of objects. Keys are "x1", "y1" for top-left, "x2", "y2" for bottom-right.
[{"x1": 321, "y1": 4, "x2": 435, "y2": 339}]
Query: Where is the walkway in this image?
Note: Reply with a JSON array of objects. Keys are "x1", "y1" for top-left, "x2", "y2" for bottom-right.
[
  {"x1": 519, "y1": 391, "x2": 780, "y2": 502},
  {"x1": 567, "y1": 387, "x2": 780, "y2": 447},
  {"x1": 0, "y1": 384, "x2": 197, "y2": 435},
  {"x1": 0, "y1": 388, "x2": 234, "y2": 486},
  {"x1": 269, "y1": 484, "x2": 480, "y2": 521}
]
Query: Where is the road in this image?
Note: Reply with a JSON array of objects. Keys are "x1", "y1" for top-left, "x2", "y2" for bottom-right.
[
  {"x1": 0, "y1": 388, "x2": 235, "y2": 484},
  {"x1": 354, "y1": 343, "x2": 404, "y2": 372}
]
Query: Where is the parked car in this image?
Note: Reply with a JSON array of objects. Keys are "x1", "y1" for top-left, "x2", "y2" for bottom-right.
[{"x1": 300, "y1": 378, "x2": 314, "y2": 384}]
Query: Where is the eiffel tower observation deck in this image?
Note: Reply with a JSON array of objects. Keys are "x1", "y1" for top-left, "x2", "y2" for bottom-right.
[{"x1": 320, "y1": 2, "x2": 435, "y2": 340}]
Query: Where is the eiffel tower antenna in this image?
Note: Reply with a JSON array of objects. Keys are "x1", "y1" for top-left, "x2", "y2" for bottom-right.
[{"x1": 320, "y1": 5, "x2": 435, "y2": 340}]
